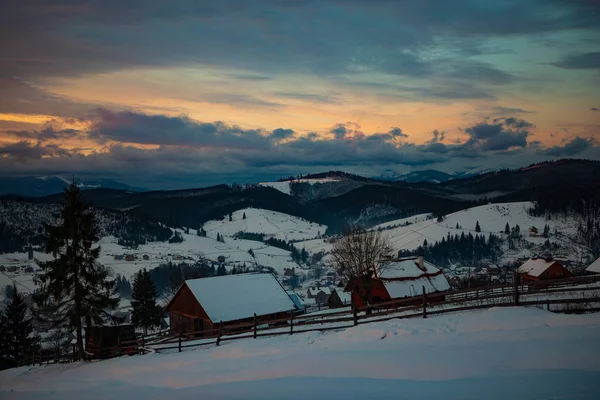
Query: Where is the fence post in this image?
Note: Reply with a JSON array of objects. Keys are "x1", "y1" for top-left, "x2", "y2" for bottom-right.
[
  {"x1": 513, "y1": 271, "x2": 520, "y2": 306},
  {"x1": 178, "y1": 332, "x2": 182, "y2": 353},
  {"x1": 353, "y1": 306, "x2": 358, "y2": 326},
  {"x1": 141, "y1": 335, "x2": 145, "y2": 354},
  {"x1": 422, "y1": 286, "x2": 427, "y2": 319},
  {"x1": 546, "y1": 299, "x2": 550, "y2": 311},
  {"x1": 253, "y1": 313, "x2": 257, "y2": 339},
  {"x1": 289, "y1": 310, "x2": 294, "y2": 335},
  {"x1": 216, "y1": 322, "x2": 223, "y2": 346}
]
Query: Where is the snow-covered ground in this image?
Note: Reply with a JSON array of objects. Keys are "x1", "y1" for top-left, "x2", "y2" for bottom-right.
[
  {"x1": 203, "y1": 207, "x2": 326, "y2": 242},
  {"x1": 259, "y1": 178, "x2": 340, "y2": 195},
  {"x1": 1, "y1": 307, "x2": 599, "y2": 399},
  {"x1": 297, "y1": 201, "x2": 588, "y2": 260}
]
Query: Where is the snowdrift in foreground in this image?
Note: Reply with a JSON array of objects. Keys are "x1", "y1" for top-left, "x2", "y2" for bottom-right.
[{"x1": 1, "y1": 308, "x2": 600, "y2": 399}]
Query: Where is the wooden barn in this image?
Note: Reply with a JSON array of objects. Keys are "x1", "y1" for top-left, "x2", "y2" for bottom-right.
[
  {"x1": 165, "y1": 273, "x2": 297, "y2": 338},
  {"x1": 518, "y1": 255, "x2": 572, "y2": 281},
  {"x1": 344, "y1": 256, "x2": 450, "y2": 309}
]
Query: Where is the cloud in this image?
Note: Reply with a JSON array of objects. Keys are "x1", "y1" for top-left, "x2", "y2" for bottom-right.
[
  {"x1": 273, "y1": 92, "x2": 338, "y2": 104},
  {"x1": 5, "y1": 126, "x2": 82, "y2": 141},
  {"x1": 591, "y1": 108, "x2": 599, "y2": 112},
  {"x1": 463, "y1": 118, "x2": 533, "y2": 151},
  {"x1": 0, "y1": 141, "x2": 74, "y2": 161},
  {"x1": 542, "y1": 136, "x2": 595, "y2": 156},
  {"x1": 199, "y1": 93, "x2": 282, "y2": 108},
  {"x1": 428, "y1": 130, "x2": 446, "y2": 144},
  {"x1": 89, "y1": 108, "x2": 271, "y2": 149},
  {"x1": 270, "y1": 128, "x2": 295, "y2": 141},
  {"x1": 2, "y1": 109, "x2": 600, "y2": 188},
  {"x1": 551, "y1": 52, "x2": 600, "y2": 70},
  {"x1": 330, "y1": 124, "x2": 349, "y2": 140}
]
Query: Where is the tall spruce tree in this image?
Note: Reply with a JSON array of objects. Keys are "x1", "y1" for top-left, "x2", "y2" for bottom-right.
[
  {"x1": 131, "y1": 269, "x2": 163, "y2": 335},
  {"x1": 41, "y1": 182, "x2": 118, "y2": 360},
  {"x1": 475, "y1": 221, "x2": 481, "y2": 232},
  {"x1": 0, "y1": 285, "x2": 39, "y2": 366}
]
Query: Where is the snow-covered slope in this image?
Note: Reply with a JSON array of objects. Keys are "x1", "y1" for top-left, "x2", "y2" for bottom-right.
[
  {"x1": 1, "y1": 307, "x2": 599, "y2": 399},
  {"x1": 297, "y1": 201, "x2": 589, "y2": 262},
  {"x1": 259, "y1": 178, "x2": 340, "y2": 195},
  {"x1": 203, "y1": 208, "x2": 326, "y2": 241}
]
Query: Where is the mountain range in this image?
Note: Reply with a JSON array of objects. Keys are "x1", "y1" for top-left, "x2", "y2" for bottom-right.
[{"x1": 0, "y1": 176, "x2": 148, "y2": 197}]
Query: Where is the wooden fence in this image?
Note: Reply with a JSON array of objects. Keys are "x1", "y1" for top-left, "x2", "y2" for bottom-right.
[
  {"x1": 19, "y1": 274, "x2": 600, "y2": 366},
  {"x1": 144, "y1": 274, "x2": 600, "y2": 353}
]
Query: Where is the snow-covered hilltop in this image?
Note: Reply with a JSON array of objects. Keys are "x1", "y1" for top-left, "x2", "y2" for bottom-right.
[{"x1": 203, "y1": 207, "x2": 326, "y2": 241}]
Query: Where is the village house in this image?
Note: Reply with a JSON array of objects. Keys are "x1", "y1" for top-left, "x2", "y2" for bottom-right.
[
  {"x1": 165, "y1": 273, "x2": 297, "y2": 338},
  {"x1": 517, "y1": 255, "x2": 572, "y2": 281},
  {"x1": 328, "y1": 288, "x2": 352, "y2": 308},
  {"x1": 306, "y1": 286, "x2": 331, "y2": 305},
  {"x1": 125, "y1": 255, "x2": 135, "y2": 262},
  {"x1": 586, "y1": 257, "x2": 600, "y2": 275},
  {"x1": 344, "y1": 256, "x2": 451, "y2": 309}
]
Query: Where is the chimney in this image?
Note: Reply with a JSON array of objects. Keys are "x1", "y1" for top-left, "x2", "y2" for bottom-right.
[{"x1": 418, "y1": 255, "x2": 425, "y2": 270}]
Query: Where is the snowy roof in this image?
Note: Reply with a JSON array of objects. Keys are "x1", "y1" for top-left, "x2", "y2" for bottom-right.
[
  {"x1": 331, "y1": 289, "x2": 352, "y2": 304},
  {"x1": 379, "y1": 257, "x2": 442, "y2": 279},
  {"x1": 286, "y1": 290, "x2": 305, "y2": 309},
  {"x1": 183, "y1": 273, "x2": 297, "y2": 323},
  {"x1": 383, "y1": 274, "x2": 450, "y2": 298},
  {"x1": 308, "y1": 286, "x2": 331, "y2": 295},
  {"x1": 518, "y1": 258, "x2": 560, "y2": 277},
  {"x1": 586, "y1": 257, "x2": 600, "y2": 274}
]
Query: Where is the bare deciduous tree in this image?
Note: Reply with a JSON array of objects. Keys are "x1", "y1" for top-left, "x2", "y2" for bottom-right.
[{"x1": 330, "y1": 229, "x2": 392, "y2": 313}]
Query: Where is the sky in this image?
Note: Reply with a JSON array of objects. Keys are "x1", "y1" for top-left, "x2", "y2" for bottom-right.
[{"x1": 1, "y1": 0, "x2": 599, "y2": 189}]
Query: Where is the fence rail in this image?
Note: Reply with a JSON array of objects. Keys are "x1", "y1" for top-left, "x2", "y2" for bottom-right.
[
  {"x1": 143, "y1": 274, "x2": 600, "y2": 354},
  {"x1": 19, "y1": 274, "x2": 600, "y2": 366}
]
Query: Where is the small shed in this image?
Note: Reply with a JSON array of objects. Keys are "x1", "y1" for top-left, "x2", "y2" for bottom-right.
[
  {"x1": 85, "y1": 324, "x2": 137, "y2": 359},
  {"x1": 585, "y1": 257, "x2": 600, "y2": 275},
  {"x1": 328, "y1": 289, "x2": 351, "y2": 308},
  {"x1": 518, "y1": 256, "x2": 572, "y2": 281},
  {"x1": 165, "y1": 273, "x2": 297, "y2": 338}
]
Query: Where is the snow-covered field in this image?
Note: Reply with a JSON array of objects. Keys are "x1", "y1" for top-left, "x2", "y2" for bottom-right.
[
  {"x1": 1, "y1": 307, "x2": 599, "y2": 399},
  {"x1": 203, "y1": 207, "x2": 326, "y2": 242},
  {"x1": 259, "y1": 178, "x2": 340, "y2": 195},
  {"x1": 297, "y1": 202, "x2": 587, "y2": 260}
]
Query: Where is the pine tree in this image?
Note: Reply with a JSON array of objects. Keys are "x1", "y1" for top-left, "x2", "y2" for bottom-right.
[
  {"x1": 216, "y1": 265, "x2": 227, "y2": 276},
  {"x1": 475, "y1": 221, "x2": 481, "y2": 232},
  {"x1": 40, "y1": 182, "x2": 118, "y2": 360},
  {"x1": 504, "y1": 222, "x2": 510, "y2": 234},
  {"x1": 131, "y1": 269, "x2": 163, "y2": 336},
  {"x1": 456, "y1": 223, "x2": 460, "y2": 229},
  {"x1": 243, "y1": 212, "x2": 246, "y2": 220},
  {"x1": 543, "y1": 224, "x2": 550, "y2": 238},
  {"x1": 229, "y1": 213, "x2": 233, "y2": 222},
  {"x1": 27, "y1": 244, "x2": 33, "y2": 260},
  {"x1": 0, "y1": 285, "x2": 39, "y2": 366}
]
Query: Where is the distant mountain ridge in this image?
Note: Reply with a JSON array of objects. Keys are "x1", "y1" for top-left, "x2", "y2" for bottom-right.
[{"x1": 0, "y1": 176, "x2": 149, "y2": 197}]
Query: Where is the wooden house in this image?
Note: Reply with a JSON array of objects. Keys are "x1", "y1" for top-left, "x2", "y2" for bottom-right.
[
  {"x1": 344, "y1": 256, "x2": 450, "y2": 309},
  {"x1": 518, "y1": 255, "x2": 572, "y2": 281},
  {"x1": 125, "y1": 254, "x2": 135, "y2": 262},
  {"x1": 165, "y1": 273, "x2": 297, "y2": 338},
  {"x1": 328, "y1": 288, "x2": 352, "y2": 308},
  {"x1": 306, "y1": 286, "x2": 331, "y2": 305}
]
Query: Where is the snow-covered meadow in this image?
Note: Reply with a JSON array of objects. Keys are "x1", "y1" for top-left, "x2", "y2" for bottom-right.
[
  {"x1": 202, "y1": 207, "x2": 326, "y2": 242},
  {"x1": 1, "y1": 307, "x2": 599, "y2": 399},
  {"x1": 296, "y1": 201, "x2": 588, "y2": 260}
]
